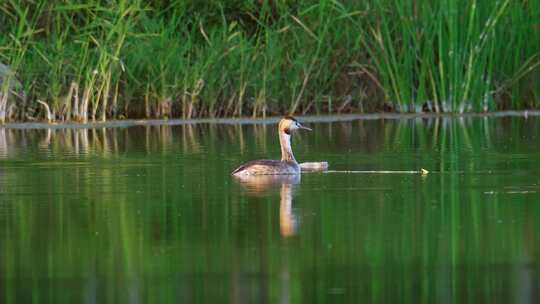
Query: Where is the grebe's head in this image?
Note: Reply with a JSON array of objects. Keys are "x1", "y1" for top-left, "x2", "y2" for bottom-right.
[{"x1": 279, "y1": 116, "x2": 312, "y2": 134}]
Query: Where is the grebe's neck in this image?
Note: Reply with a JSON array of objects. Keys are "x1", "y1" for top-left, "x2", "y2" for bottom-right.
[{"x1": 279, "y1": 130, "x2": 296, "y2": 162}]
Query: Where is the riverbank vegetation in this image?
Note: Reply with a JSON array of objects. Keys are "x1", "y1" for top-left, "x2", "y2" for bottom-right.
[{"x1": 1, "y1": 0, "x2": 539, "y2": 122}]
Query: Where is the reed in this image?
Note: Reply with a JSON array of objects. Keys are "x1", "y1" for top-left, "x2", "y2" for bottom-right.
[
  {"x1": 0, "y1": 0, "x2": 539, "y2": 122},
  {"x1": 363, "y1": 0, "x2": 540, "y2": 113}
]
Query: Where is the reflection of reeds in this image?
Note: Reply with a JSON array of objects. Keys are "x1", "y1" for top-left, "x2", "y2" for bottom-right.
[
  {"x1": 0, "y1": 128, "x2": 7, "y2": 158},
  {"x1": 383, "y1": 117, "x2": 501, "y2": 153},
  {"x1": 252, "y1": 124, "x2": 269, "y2": 155},
  {"x1": 1, "y1": 116, "x2": 539, "y2": 161},
  {"x1": 181, "y1": 125, "x2": 201, "y2": 154}
]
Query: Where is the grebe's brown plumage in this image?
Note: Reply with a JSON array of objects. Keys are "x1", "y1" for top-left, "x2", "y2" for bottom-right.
[
  {"x1": 231, "y1": 159, "x2": 300, "y2": 175},
  {"x1": 231, "y1": 116, "x2": 311, "y2": 176}
]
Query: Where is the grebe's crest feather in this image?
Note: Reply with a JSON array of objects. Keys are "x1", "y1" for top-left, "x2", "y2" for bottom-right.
[{"x1": 282, "y1": 115, "x2": 298, "y2": 122}]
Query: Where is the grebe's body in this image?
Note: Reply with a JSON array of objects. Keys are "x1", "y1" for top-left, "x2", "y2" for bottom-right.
[
  {"x1": 232, "y1": 116, "x2": 311, "y2": 176},
  {"x1": 232, "y1": 159, "x2": 300, "y2": 176}
]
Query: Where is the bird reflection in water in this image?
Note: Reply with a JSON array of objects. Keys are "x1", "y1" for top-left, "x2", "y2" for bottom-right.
[{"x1": 234, "y1": 174, "x2": 300, "y2": 237}]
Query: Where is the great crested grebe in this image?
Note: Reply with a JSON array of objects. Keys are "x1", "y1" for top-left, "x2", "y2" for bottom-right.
[{"x1": 231, "y1": 116, "x2": 311, "y2": 176}]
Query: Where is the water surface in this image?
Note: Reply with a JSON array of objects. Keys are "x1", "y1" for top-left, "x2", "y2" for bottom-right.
[{"x1": 1, "y1": 117, "x2": 540, "y2": 303}]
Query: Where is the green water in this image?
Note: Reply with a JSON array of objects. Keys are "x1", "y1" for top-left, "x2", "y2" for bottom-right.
[{"x1": 1, "y1": 117, "x2": 540, "y2": 303}]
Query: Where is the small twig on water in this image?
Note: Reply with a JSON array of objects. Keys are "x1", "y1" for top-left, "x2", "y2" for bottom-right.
[{"x1": 324, "y1": 168, "x2": 429, "y2": 175}]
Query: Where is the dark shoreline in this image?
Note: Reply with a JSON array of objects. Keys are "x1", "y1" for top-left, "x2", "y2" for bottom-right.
[{"x1": 2, "y1": 110, "x2": 539, "y2": 130}]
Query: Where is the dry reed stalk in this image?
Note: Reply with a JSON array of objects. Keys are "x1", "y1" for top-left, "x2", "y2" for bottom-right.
[
  {"x1": 0, "y1": 92, "x2": 7, "y2": 124},
  {"x1": 36, "y1": 100, "x2": 53, "y2": 123}
]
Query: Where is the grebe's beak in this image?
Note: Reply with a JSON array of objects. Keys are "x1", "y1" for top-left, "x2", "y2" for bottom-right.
[{"x1": 298, "y1": 123, "x2": 312, "y2": 131}]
